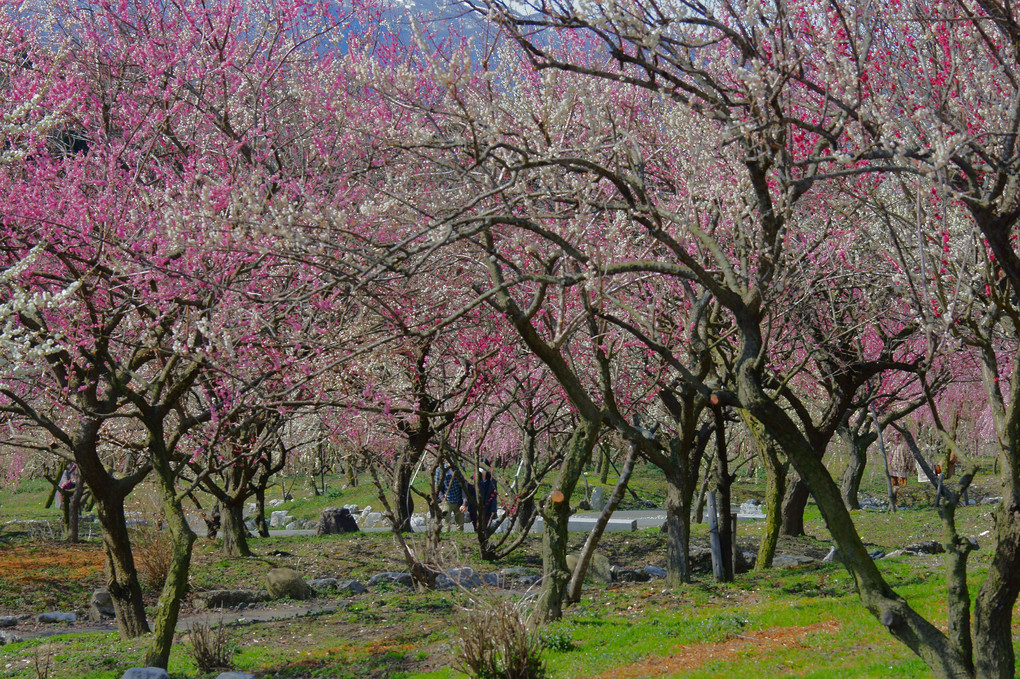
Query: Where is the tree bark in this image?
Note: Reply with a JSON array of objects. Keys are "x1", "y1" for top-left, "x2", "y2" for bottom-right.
[
  {"x1": 144, "y1": 447, "x2": 197, "y2": 669},
  {"x1": 253, "y1": 484, "x2": 270, "y2": 537},
  {"x1": 972, "y1": 495, "x2": 1020, "y2": 679},
  {"x1": 220, "y1": 499, "x2": 251, "y2": 558},
  {"x1": 391, "y1": 451, "x2": 417, "y2": 532},
  {"x1": 65, "y1": 482, "x2": 84, "y2": 543},
  {"x1": 567, "y1": 439, "x2": 637, "y2": 602},
  {"x1": 94, "y1": 494, "x2": 150, "y2": 638},
  {"x1": 713, "y1": 406, "x2": 733, "y2": 581},
  {"x1": 534, "y1": 417, "x2": 601, "y2": 624},
  {"x1": 663, "y1": 474, "x2": 692, "y2": 584},
  {"x1": 757, "y1": 438, "x2": 786, "y2": 571},
  {"x1": 516, "y1": 429, "x2": 537, "y2": 532},
  {"x1": 599, "y1": 445, "x2": 611, "y2": 484},
  {"x1": 781, "y1": 477, "x2": 810, "y2": 537},
  {"x1": 839, "y1": 427, "x2": 871, "y2": 511}
]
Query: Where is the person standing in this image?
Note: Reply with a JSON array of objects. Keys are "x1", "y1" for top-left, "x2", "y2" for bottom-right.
[{"x1": 436, "y1": 463, "x2": 465, "y2": 532}]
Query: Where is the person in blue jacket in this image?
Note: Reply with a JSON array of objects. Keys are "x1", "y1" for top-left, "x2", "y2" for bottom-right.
[
  {"x1": 435, "y1": 462, "x2": 465, "y2": 532},
  {"x1": 466, "y1": 459, "x2": 498, "y2": 529}
]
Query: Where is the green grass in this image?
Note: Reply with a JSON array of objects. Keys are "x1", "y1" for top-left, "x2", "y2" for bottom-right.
[
  {"x1": 0, "y1": 479, "x2": 62, "y2": 524},
  {"x1": 0, "y1": 461, "x2": 1015, "y2": 678}
]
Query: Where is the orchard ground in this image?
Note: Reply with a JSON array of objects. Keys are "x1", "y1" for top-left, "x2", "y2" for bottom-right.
[{"x1": 0, "y1": 463, "x2": 1016, "y2": 679}]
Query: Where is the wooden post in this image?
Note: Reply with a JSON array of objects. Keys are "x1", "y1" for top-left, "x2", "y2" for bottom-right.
[{"x1": 707, "y1": 491, "x2": 724, "y2": 582}]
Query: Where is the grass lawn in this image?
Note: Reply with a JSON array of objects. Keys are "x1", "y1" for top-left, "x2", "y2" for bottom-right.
[{"x1": 0, "y1": 463, "x2": 1015, "y2": 678}]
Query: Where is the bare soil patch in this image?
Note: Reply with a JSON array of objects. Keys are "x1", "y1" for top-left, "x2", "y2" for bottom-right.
[{"x1": 589, "y1": 619, "x2": 841, "y2": 678}]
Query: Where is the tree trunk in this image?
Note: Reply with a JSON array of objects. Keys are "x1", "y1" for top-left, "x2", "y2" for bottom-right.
[
  {"x1": 838, "y1": 425, "x2": 875, "y2": 511},
  {"x1": 663, "y1": 473, "x2": 692, "y2": 584},
  {"x1": 738, "y1": 364, "x2": 973, "y2": 677},
  {"x1": 757, "y1": 440, "x2": 786, "y2": 570},
  {"x1": 66, "y1": 483, "x2": 84, "y2": 543},
  {"x1": 144, "y1": 457, "x2": 197, "y2": 669},
  {"x1": 94, "y1": 495, "x2": 150, "y2": 638},
  {"x1": 693, "y1": 447, "x2": 715, "y2": 524},
  {"x1": 972, "y1": 495, "x2": 1020, "y2": 679},
  {"x1": 534, "y1": 417, "x2": 601, "y2": 624},
  {"x1": 567, "y1": 439, "x2": 637, "y2": 602},
  {"x1": 517, "y1": 434, "x2": 537, "y2": 532},
  {"x1": 391, "y1": 451, "x2": 417, "y2": 533},
  {"x1": 781, "y1": 477, "x2": 809, "y2": 537},
  {"x1": 712, "y1": 406, "x2": 733, "y2": 581},
  {"x1": 599, "y1": 446, "x2": 611, "y2": 484},
  {"x1": 220, "y1": 499, "x2": 251, "y2": 558},
  {"x1": 253, "y1": 484, "x2": 270, "y2": 537}
]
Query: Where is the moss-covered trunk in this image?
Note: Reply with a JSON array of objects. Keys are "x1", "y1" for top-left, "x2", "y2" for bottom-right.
[
  {"x1": 756, "y1": 437, "x2": 785, "y2": 570},
  {"x1": 737, "y1": 357, "x2": 973, "y2": 677},
  {"x1": 972, "y1": 495, "x2": 1020, "y2": 679},
  {"x1": 144, "y1": 450, "x2": 196, "y2": 669},
  {"x1": 534, "y1": 417, "x2": 601, "y2": 624}
]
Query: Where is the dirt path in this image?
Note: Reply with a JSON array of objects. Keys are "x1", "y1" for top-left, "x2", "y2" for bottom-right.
[
  {"x1": 8, "y1": 601, "x2": 343, "y2": 642},
  {"x1": 588, "y1": 619, "x2": 842, "y2": 679}
]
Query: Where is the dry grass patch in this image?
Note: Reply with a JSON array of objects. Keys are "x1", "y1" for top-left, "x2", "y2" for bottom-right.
[{"x1": 0, "y1": 543, "x2": 104, "y2": 584}]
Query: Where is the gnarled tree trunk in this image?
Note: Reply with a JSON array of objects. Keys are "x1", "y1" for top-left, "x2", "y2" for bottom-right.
[{"x1": 534, "y1": 417, "x2": 601, "y2": 623}]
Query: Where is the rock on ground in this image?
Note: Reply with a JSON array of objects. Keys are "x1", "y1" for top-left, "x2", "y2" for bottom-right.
[
  {"x1": 193, "y1": 589, "x2": 270, "y2": 610},
  {"x1": 565, "y1": 552, "x2": 614, "y2": 584},
  {"x1": 88, "y1": 589, "x2": 115, "y2": 621},
  {"x1": 369, "y1": 572, "x2": 413, "y2": 587},
  {"x1": 643, "y1": 565, "x2": 667, "y2": 579},
  {"x1": 36, "y1": 612, "x2": 76, "y2": 623},
  {"x1": 266, "y1": 568, "x2": 313, "y2": 601},
  {"x1": 0, "y1": 631, "x2": 22, "y2": 645},
  {"x1": 317, "y1": 507, "x2": 360, "y2": 535},
  {"x1": 121, "y1": 669, "x2": 170, "y2": 679},
  {"x1": 905, "y1": 540, "x2": 945, "y2": 554}
]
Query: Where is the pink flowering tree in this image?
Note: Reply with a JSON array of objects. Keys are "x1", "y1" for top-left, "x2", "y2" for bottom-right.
[
  {"x1": 440, "y1": 0, "x2": 1020, "y2": 674},
  {"x1": 0, "y1": 0, "x2": 397, "y2": 667}
]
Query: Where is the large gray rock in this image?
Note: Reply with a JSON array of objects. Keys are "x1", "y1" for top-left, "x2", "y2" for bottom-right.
[
  {"x1": 265, "y1": 568, "x2": 313, "y2": 601},
  {"x1": 589, "y1": 487, "x2": 606, "y2": 512},
  {"x1": 369, "y1": 572, "x2": 413, "y2": 587},
  {"x1": 0, "y1": 616, "x2": 17, "y2": 628},
  {"x1": 88, "y1": 589, "x2": 115, "y2": 621},
  {"x1": 317, "y1": 507, "x2": 360, "y2": 535},
  {"x1": 565, "y1": 553, "x2": 614, "y2": 584},
  {"x1": 0, "y1": 630, "x2": 22, "y2": 645},
  {"x1": 772, "y1": 554, "x2": 817, "y2": 568},
  {"x1": 269, "y1": 510, "x2": 290, "y2": 528},
  {"x1": 308, "y1": 577, "x2": 340, "y2": 591},
  {"x1": 436, "y1": 567, "x2": 485, "y2": 590},
  {"x1": 193, "y1": 589, "x2": 269, "y2": 610},
  {"x1": 122, "y1": 669, "x2": 170, "y2": 679},
  {"x1": 36, "y1": 611, "x2": 76, "y2": 623},
  {"x1": 339, "y1": 580, "x2": 368, "y2": 595}
]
